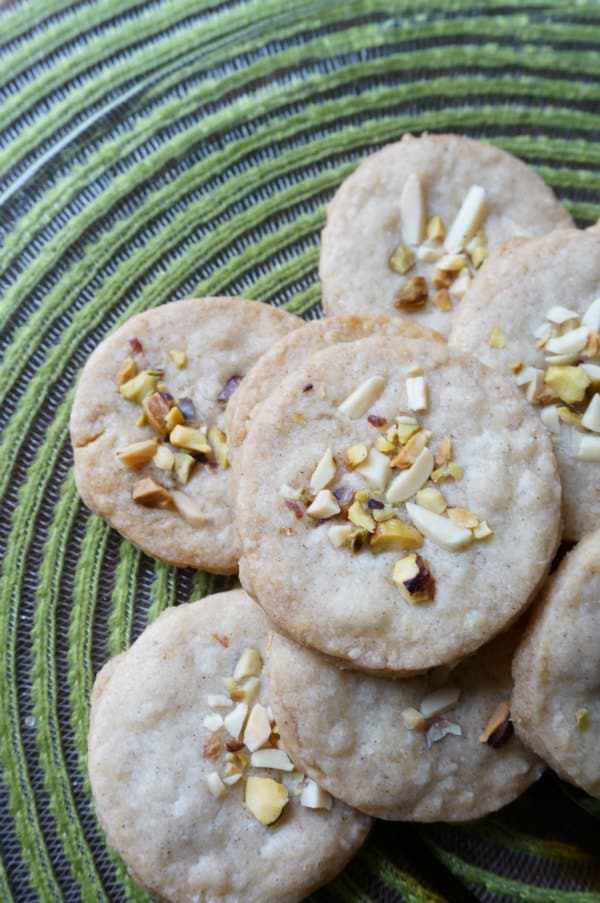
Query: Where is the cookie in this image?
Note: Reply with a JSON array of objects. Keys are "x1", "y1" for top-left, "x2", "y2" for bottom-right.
[
  {"x1": 449, "y1": 227, "x2": 600, "y2": 541},
  {"x1": 268, "y1": 626, "x2": 543, "y2": 821},
  {"x1": 512, "y1": 531, "x2": 600, "y2": 799},
  {"x1": 320, "y1": 133, "x2": 573, "y2": 337},
  {"x1": 236, "y1": 335, "x2": 561, "y2": 674},
  {"x1": 226, "y1": 314, "x2": 445, "y2": 487},
  {"x1": 88, "y1": 590, "x2": 372, "y2": 902},
  {"x1": 70, "y1": 297, "x2": 300, "y2": 572}
]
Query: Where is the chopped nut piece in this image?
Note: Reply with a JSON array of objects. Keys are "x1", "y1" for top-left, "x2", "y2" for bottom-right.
[
  {"x1": 376, "y1": 436, "x2": 395, "y2": 454},
  {"x1": 168, "y1": 349, "x2": 187, "y2": 368},
  {"x1": 575, "y1": 435, "x2": 600, "y2": 461},
  {"x1": 243, "y1": 703, "x2": 272, "y2": 752},
  {"x1": 338, "y1": 376, "x2": 386, "y2": 418},
  {"x1": 203, "y1": 735, "x2": 222, "y2": 759},
  {"x1": 119, "y1": 370, "x2": 158, "y2": 404},
  {"x1": 544, "y1": 365, "x2": 590, "y2": 404},
  {"x1": 400, "y1": 173, "x2": 426, "y2": 245},
  {"x1": 432, "y1": 289, "x2": 452, "y2": 312},
  {"x1": 392, "y1": 553, "x2": 435, "y2": 604},
  {"x1": 469, "y1": 243, "x2": 488, "y2": 269},
  {"x1": 416, "y1": 243, "x2": 443, "y2": 263},
  {"x1": 332, "y1": 485, "x2": 355, "y2": 514},
  {"x1": 223, "y1": 774, "x2": 242, "y2": 786},
  {"x1": 217, "y1": 375, "x2": 243, "y2": 405},
  {"x1": 402, "y1": 707, "x2": 427, "y2": 730},
  {"x1": 116, "y1": 438, "x2": 158, "y2": 469},
  {"x1": 446, "y1": 507, "x2": 479, "y2": 529},
  {"x1": 426, "y1": 215, "x2": 445, "y2": 243},
  {"x1": 129, "y1": 337, "x2": 143, "y2": 354},
  {"x1": 173, "y1": 451, "x2": 195, "y2": 484},
  {"x1": 386, "y1": 448, "x2": 434, "y2": 504},
  {"x1": 581, "y1": 394, "x2": 600, "y2": 432},
  {"x1": 389, "y1": 416, "x2": 421, "y2": 445},
  {"x1": 177, "y1": 397, "x2": 196, "y2": 422},
  {"x1": 208, "y1": 426, "x2": 229, "y2": 469},
  {"x1": 370, "y1": 518, "x2": 423, "y2": 552},
  {"x1": 327, "y1": 524, "x2": 354, "y2": 548},
  {"x1": 279, "y1": 483, "x2": 302, "y2": 500},
  {"x1": 540, "y1": 405, "x2": 561, "y2": 435},
  {"x1": 206, "y1": 772, "x2": 227, "y2": 799},
  {"x1": 165, "y1": 406, "x2": 184, "y2": 433},
  {"x1": 203, "y1": 713, "x2": 224, "y2": 732},
  {"x1": 300, "y1": 779, "x2": 332, "y2": 811},
  {"x1": 389, "y1": 243, "x2": 416, "y2": 275},
  {"x1": 432, "y1": 268, "x2": 454, "y2": 290},
  {"x1": 415, "y1": 486, "x2": 447, "y2": 514},
  {"x1": 444, "y1": 185, "x2": 488, "y2": 251},
  {"x1": 292, "y1": 412, "x2": 305, "y2": 424},
  {"x1": 223, "y1": 702, "x2": 248, "y2": 739},
  {"x1": 426, "y1": 719, "x2": 463, "y2": 747},
  {"x1": 170, "y1": 425, "x2": 211, "y2": 455},
  {"x1": 486, "y1": 717, "x2": 514, "y2": 749},
  {"x1": 306, "y1": 490, "x2": 340, "y2": 520},
  {"x1": 391, "y1": 429, "x2": 430, "y2": 469},
  {"x1": 488, "y1": 326, "x2": 506, "y2": 349},
  {"x1": 479, "y1": 700, "x2": 511, "y2": 743},
  {"x1": 207, "y1": 694, "x2": 232, "y2": 709},
  {"x1": 434, "y1": 436, "x2": 452, "y2": 467},
  {"x1": 171, "y1": 490, "x2": 206, "y2": 526},
  {"x1": 420, "y1": 686, "x2": 460, "y2": 719},
  {"x1": 239, "y1": 676, "x2": 260, "y2": 705},
  {"x1": 344, "y1": 445, "x2": 369, "y2": 469},
  {"x1": 142, "y1": 392, "x2": 172, "y2": 436},
  {"x1": 132, "y1": 477, "x2": 173, "y2": 509},
  {"x1": 233, "y1": 648, "x2": 263, "y2": 682},
  {"x1": 406, "y1": 375, "x2": 428, "y2": 412},
  {"x1": 347, "y1": 500, "x2": 376, "y2": 533},
  {"x1": 405, "y1": 502, "x2": 472, "y2": 551},
  {"x1": 117, "y1": 356, "x2": 137, "y2": 386},
  {"x1": 447, "y1": 461, "x2": 463, "y2": 480},
  {"x1": 153, "y1": 444, "x2": 174, "y2": 471},
  {"x1": 576, "y1": 707, "x2": 590, "y2": 730},
  {"x1": 473, "y1": 520, "x2": 493, "y2": 540},
  {"x1": 557, "y1": 406, "x2": 583, "y2": 430},
  {"x1": 394, "y1": 276, "x2": 428, "y2": 310},
  {"x1": 546, "y1": 326, "x2": 589, "y2": 356},
  {"x1": 509, "y1": 361, "x2": 523, "y2": 374},
  {"x1": 309, "y1": 448, "x2": 337, "y2": 493},
  {"x1": 582, "y1": 331, "x2": 600, "y2": 359},
  {"x1": 250, "y1": 749, "x2": 295, "y2": 771},
  {"x1": 245, "y1": 777, "x2": 289, "y2": 825},
  {"x1": 367, "y1": 414, "x2": 387, "y2": 427},
  {"x1": 437, "y1": 252, "x2": 468, "y2": 272},
  {"x1": 355, "y1": 448, "x2": 392, "y2": 490}
]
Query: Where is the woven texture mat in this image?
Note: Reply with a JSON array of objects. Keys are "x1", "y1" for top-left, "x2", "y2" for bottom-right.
[{"x1": 1, "y1": 1, "x2": 600, "y2": 900}]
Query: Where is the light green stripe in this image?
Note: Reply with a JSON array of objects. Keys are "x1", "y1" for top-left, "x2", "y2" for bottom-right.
[
  {"x1": 190, "y1": 570, "x2": 217, "y2": 601},
  {"x1": 0, "y1": 856, "x2": 13, "y2": 903},
  {"x1": 0, "y1": 0, "x2": 83, "y2": 47},
  {"x1": 360, "y1": 848, "x2": 447, "y2": 903},
  {"x1": 31, "y1": 449, "x2": 106, "y2": 898},
  {"x1": 147, "y1": 562, "x2": 177, "y2": 624},
  {"x1": 329, "y1": 872, "x2": 373, "y2": 903},
  {"x1": 107, "y1": 542, "x2": 143, "y2": 656},
  {"x1": 468, "y1": 818, "x2": 595, "y2": 866}
]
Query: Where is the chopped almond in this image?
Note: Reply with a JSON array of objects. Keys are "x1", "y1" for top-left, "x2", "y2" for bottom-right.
[
  {"x1": 432, "y1": 289, "x2": 452, "y2": 312},
  {"x1": 132, "y1": 478, "x2": 173, "y2": 509},
  {"x1": 117, "y1": 357, "x2": 137, "y2": 386},
  {"x1": 390, "y1": 429, "x2": 430, "y2": 469},
  {"x1": 434, "y1": 436, "x2": 452, "y2": 467}
]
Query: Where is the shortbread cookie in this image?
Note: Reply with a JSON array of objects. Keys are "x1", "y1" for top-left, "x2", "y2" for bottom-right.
[
  {"x1": 70, "y1": 297, "x2": 300, "y2": 572},
  {"x1": 449, "y1": 227, "x2": 600, "y2": 541},
  {"x1": 226, "y1": 315, "x2": 444, "y2": 485},
  {"x1": 88, "y1": 590, "x2": 372, "y2": 903},
  {"x1": 268, "y1": 626, "x2": 543, "y2": 821},
  {"x1": 320, "y1": 133, "x2": 573, "y2": 337},
  {"x1": 236, "y1": 336, "x2": 561, "y2": 674},
  {"x1": 512, "y1": 531, "x2": 600, "y2": 799}
]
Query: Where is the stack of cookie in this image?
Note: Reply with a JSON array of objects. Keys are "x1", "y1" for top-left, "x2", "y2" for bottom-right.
[{"x1": 73, "y1": 134, "x2": 599, "y2": 903}]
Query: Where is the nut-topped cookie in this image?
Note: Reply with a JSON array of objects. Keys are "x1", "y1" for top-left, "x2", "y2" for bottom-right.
[
  {"x1": 320, "y1": 133, "x2": 573, "y2": 337},
  {"x1": 512, "y1": 530, "x2": 600, "y2": 800},
  {"x1": 88, "y1": 590, "x2": 372, "y2": 902},
  {"x1": 236, "y1": 335, "x2": 561, "y2": 675},
  {"x1": 268, "y1": 626, "x2": 543, "y2": 821},
  {"x1": 70, "y1": 297, "x2": 300, "y2": 572},
  {"x1": 450, "y1": 227, "x2": 600, "y2": 541}
]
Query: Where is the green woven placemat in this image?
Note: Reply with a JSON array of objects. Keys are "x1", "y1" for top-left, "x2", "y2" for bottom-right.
[{"x1": 1, "y1": 1, "x2": 600, "y2": 900}]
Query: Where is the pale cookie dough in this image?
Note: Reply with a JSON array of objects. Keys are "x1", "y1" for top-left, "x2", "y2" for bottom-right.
[
  {"x1": 70, "y1": 297, "x2": 300, "y2": 572},
  {"x1": 236, "y1": 336, "x2": 561, "y2": 675},
  {"x1": 268, "y1": 627, "x2": 543, "y2": 821},
  {"x1": 449, "y1": 227, "x2": 600, "y2": 541},
  {"x1": 512, "y1": 530, "x2": 600, "y2": 799},
  {"x1": 88, "y1": 590, "x2": 372, "y2": 903},
  {"x1": 226, "y1": 314, "x2": 444, "y2": 489},
  {"x1": 320, "y1": 133, "x2": 573, "y2": 337}
]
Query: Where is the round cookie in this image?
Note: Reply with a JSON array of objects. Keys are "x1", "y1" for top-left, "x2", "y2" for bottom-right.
[
  {"x1": 320, "y1": 133, "x2": 573, "y2": 337},
  {"x1": 449, "y1": 227, "x2": 600, "y2": 541},
  {"x1": 268, "y1": 626, "x2": 543, "y2": 821},
  {"x1": 236, "y1": 335, "x2": 561, "y2": 675},
  {"x1": 70, "y1": 297, "x2": 300, "y2": 572},
  {"x1": 226, "y1": 314, "x2": 445, "y2": 485},
  {"x1": 88, "y1": 590, "x2": 372, "y2": 903},
  {"x1": 512, "y1": 530, "x2": 600, "y2": 799}
]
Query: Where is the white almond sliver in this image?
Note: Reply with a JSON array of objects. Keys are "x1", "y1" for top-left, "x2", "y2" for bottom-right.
[
  {"x1": 525, "y1": 370, "x2": 545, "y2": 403},
  {"x1": 327, "y1": 524, "x2": 354, "y2": 548},
  {"x1": 545, "y1": 326, "x2": 589, "y2": 355},
  {"x1": 206, "y1": 694, "x2": 233, "y2": 709},
  {"x1": 338, "y1": 376, "x2": 386, "y2": 418},
  {"x1": 416, "y1": 243, "x2": 442, "y2": 263},
  {"x1": 206, "y1": 772, "x2": 227, "y2": 799},
  {"x1": 444, "y1": 185, "x2": 487, "y2": 251},
  {"x1": 406, "y1": 375, "x2": 428, "y2": 411},
  {"x1": 546, "y1": 305, "x2": 579, "y2": 324},
  {"x1": 223, "y1": 702, "x2": 248, "y2": 739},
  {"x1": 545, "y1": 353, "x2": 579, "y2": 367},
  {"x1": 582, "y1": 394, "x2": 600, "y2": 432},
  {"x1": 222, "y1": 774, "x2": 242, "y2": 786},
  {"x1": 419, "y1": 686, "x2": 461, "y2": 718},
  {"x1": 437, "y1": 252, "x2": 468, "y2": 271},
  {"x1": 279, "y1": 483, "x2": 302, "y2": 500},
  {"x1": 203, "y1": 713, "x2": 224, "y2": 732},
  {"x1": 306, "y1": 490, "x2": 340, "y2": 519},
  {"x1": 250, "y1": 749, "x2": 295, "y2": 771},
  {"x1": 400, "y1": 173, "x2": 426, "y2": 245},
  {"x1": 575, "y1": 435, "x2": 600, "y2": 461},
  {"x1": 581, "y1": 363, "x2": 600, "y2": 384},
  {"x1": 582, "y1": 296, "x2": 600, "y2": 332},
  {"x1": 515, "y1": 366, "x2": 544, "y2": 387},
  {"x1": 309, "y1": 448, "x2": 336, "y2": 493},
  {"x1": 540, "y1": 405, "x2": 561, "y2": 435},
  {"x1": 355, "y1": 448, "x2": 392, "y2": 490},
  {"x1": 405, "y1": 502, "x2": 473, "y2": 551},
  {"x1": 300, "y1": 779, "x2": 333, "y2": 810},
  {"x1": 386, "y1": 448, "x2": 434, "y2": 504},
  {"x1": 243, "y1": 703, "x2": 272, "y2": 752},
  {"x1": 172, "y1": 491, "x2": 206, "y2": 527}
]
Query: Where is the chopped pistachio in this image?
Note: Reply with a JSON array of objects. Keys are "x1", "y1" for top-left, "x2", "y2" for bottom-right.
[
  {"x1": 168, "y1": 348, "x2": 187, "y2": 368},
  {"x1": 392, "y1": 553, "x2": 435, "y2": 604},
  {"x1": 136, "y1": 412, "x2": 147, "y2": 428},
  {"x1": 390, "y1": 429, "x2": 430, "y2": 469},
  {"x1": 370, "y1": 518, "x2": 423, "y2": 553},
  {"x1": 469, "y1": 244, "x2": 488, "y2": 269},
  {"x1": 488, "y1": 326, "x2": 506, "y2": 349},
  {"x1": 432, "y1": 268, "x2": 454, "y2": 290},
  {"x1": 292, "y1": 412, "x2": 305, "y2": 424},
  {"x1": 426, "y1": 215, "x2": 445, "y2": 242},
  {"x1": 389, "y1": 416, "x2": 421, "y2": 445},
  {"x1": 432, "y1": 289, "x2": 452, "y2": 312},
  {"x1": 173, "y1": 451, "x2": 196, "y2": 484},
  {"x1": 355, "y1": 448, "x2": 392, "y2": 490},
  {"x1": 347, "y1": 500, "x2": 376, "y2": 532},
  {"x1": 372, "y1": 506, "x2": 396, "y2": 522},
  {"x1": 165, "y1": 406, "x2": 184, "y2": 432},
  {"x1": 446, "y1": 507, "x2": 479, "y2": 529},
  {"x1": 557, "y1": 406, "x2": 584, "y2": 430},
  {"x1": 116, "y1": 438, "x2": 158, "y2": 469},
  {"x1": 117, "y1": 356, "x2": 137, "y2": 386},
  {"x1": 509, "y1": 360, "x2": 523, "y2": 374},
  {"x1": 376, "y1": 436, "x2": 395, "y2": 454},
  {"x1": 143, "y1": 392, "x2": 172, "y2": 436},
  {"x1": 170, "y1": 425, "x2": 211, "y2": 455},
  {"x1": 394, "y1": 276, "x2": 428, "y2": 310},
  {"x1": 153, "y1": 444, "x2": 175, "y2": 471},
  {"x1": 131, "y1": 477, "x2": 173, "y2": 509},
  {"x1": 434, "y1": 436, "x2": 452, "y2": 467},
  {"x1": 544, "y1": 365, "x2": 590, "y2": 404},
  {"x1": 415, "y1": 486, "x2": 447, "y2": 514},
  {"x1": 208, "y1": 426, "x2": 229, "y2": 469},
  {"x1": 447, "y1": 461, "x2": 463, "y2": 480},
  {"x1": 245, "y1": 777, "x2": 289, "y2": 825},
  {"x1": 327, "y1": 524, "x2": 355, "y2": 548},
  {"x1": 119, "y1": 370, "x2": 158, "y2": 404},
  {"x1": 576, "y1": 707, "x2": 590, "y2": 731},
  {"x1": 389, "y1": 243, "x2": 416, "y2": 275},
  {"x1": 344, "y1": 444, "x2": 369, "y2": 469}
]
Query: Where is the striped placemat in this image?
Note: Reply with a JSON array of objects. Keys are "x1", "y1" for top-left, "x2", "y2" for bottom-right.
[{"x1": 1, "y1": 1, "x2": 599, "y2": 900}]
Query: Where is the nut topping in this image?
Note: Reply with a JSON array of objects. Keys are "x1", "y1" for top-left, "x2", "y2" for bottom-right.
[
  {"x1": 479, "y1": 700, "x2": 511, "y2": 744},
  {"x1": 391, "y1": 553, "x2": 435, "y2": 604},
  {"x1": 116, "y1": 439, "x2": 158, "y2": 469},
  {"x1": 394, "y1": 276, "x2": 428, "y2": 310},
  {"x1": 132, "y1": 478, "x2": 173, "y2": 509},
  {"x1": 143, "y1": 391, "x2": 173, "y2": 436},
  {"x1": 400, "y1": 173, "x2": 426, "y2": 245},
  {"x1": 338, "y1": 376, "x2": 386, "y2": 418},
  {"x1": 245, "y1": 777, "x2": 289, "y2": 825}
]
